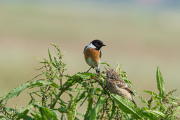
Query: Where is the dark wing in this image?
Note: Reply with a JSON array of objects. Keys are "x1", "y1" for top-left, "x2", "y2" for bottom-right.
[
  {"x1": 99, "y1": 50, "x2": 102, "y2": 58},
  {"x1": 114, "y1": 78, "x2": 134, "y2": 95},
  {"x1": 83, "y1": 46, "x2": 87, "y2": 54}
]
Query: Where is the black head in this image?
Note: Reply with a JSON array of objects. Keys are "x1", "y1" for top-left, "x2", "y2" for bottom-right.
[{"x1": 91, "y1": 40, "x2": 106, "y2": 50}]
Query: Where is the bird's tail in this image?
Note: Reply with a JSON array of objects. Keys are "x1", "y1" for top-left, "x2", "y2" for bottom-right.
[{"x1": 132, "y1": 100, "x2": 137, "y2": 105}]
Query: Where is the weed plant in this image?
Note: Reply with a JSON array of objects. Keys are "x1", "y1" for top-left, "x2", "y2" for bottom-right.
[{"x1": 0, "y1": 43, "x2": 180, "y2": 120}]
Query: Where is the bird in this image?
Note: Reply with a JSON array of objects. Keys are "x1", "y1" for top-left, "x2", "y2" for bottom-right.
[
  {"x1": 84, "y1": 40, "x2": 106, "y2": 73},
  {"x1": 105, "y1": 67, "x2": 136, "y2": 105}
]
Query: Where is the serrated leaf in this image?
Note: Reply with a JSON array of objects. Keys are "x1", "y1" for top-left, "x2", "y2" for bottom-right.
[
  {"x1": 66, "y1": 90, "x2": 81, "y2": 120},
  {"x1": 142, "y1": 90, "x2": 158, "y2": 96},
  {"x1": 74, "y1": 99, "x2": 83, "y2": 120},
  {"x1": 101, "y1": 62, "x2": 111, "y2": 67},
  {"x1": 76, "y1": 73, "x2": 92, "y2": 79},
  {"x1": 48, "y1": 48, "x2": 56, "y2": 68},
  {"x1": 89, "y1": 96, "x2": 106, "y2": 120},
  {"x1": 110, "y1": 94, "x2": 144, "y2": 119},
  {"x1": 77, "y1": 91, "x2": 86, "y2": 104},
  {"x1": 141, "y1": 90, "x2": 161, "y2": 100},
  {"x1": 34, "y1": 104, "x2": 58, "y2": 120},
  {"x1": 156, "y1": 66, "x2": 165, "y2": 99},
  {"x1": 154, "y1": 99, "x2": 166, "y2": 111},
  {"x1": 84, "y1": 88, "x2": 96, "y2": 119},
  {"x1": 40, "y1": 107, "x2": 58, "y2": 120},
  {"x1": 144, "y1": 110, "x2": 165, "y2": 120},
  {"x1": 79, "y1": 95, "x2": 88, "y2": 109},
  {"x1": 16, "y1": 109, "x2": 31, "y2": 120},
  {"x1": 0, "y1": 89, "x2": 8, "y2": 99},
  {"x1": 4, "y1": 80, "x2": 51, "y2": 100},
  {"x1": 17, "y1": 104, "x2": 34, "y2": 114}
]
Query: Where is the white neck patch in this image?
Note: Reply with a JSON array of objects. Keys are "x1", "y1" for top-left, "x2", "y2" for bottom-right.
[{"x1": 87, "y1": 43, "x2": 96, "y2": 49}]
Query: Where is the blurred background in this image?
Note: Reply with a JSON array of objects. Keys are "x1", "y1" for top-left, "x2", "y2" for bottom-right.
[{"x1": 1, "y1": 0, "x2": 180, "y2": 118}]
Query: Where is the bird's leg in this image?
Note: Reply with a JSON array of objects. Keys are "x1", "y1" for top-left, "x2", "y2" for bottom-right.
[
  {"x1": 96, "y1": 68, "x2": 100, "y2": 74},
  {"x1": 94, "y1": 68, "x2": 100, "y2": 76},
  {"x1": 86, "y1": 67, "x2": 92, "y2": 73}
]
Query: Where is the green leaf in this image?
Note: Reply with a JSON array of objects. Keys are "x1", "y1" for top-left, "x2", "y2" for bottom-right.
[
  {"x1": 144, "y1": 110, "x2": 165, "y2": 120},
  {"x1": 101, "y1": 62, "x2": 111, "y2": 67},
  {"x1": 0, "y1": 116, "x2": 10, "y2": 120},
  {"x1": 58, "y1": 98, "x2": 67, "y2": 108},
  {"x1": 34, "y1": 66, "x2": 44, "y2": 71},
  {"x1": 167, "y1": 106, "x2": 180, "y2": 119},
  {"x1": 154, "y1": 99, "x2": 166, "y2": 111},
  {"x1": 16, "y1": 109, "x2": 32, "y2": 120},
  {"x1": 68, "y1": 88, "x2": 86, "y2": 92},
  {"x1": 142, "y1": 90, "x2": 158, "y2": 96},
  {"x1": 77, "y1": 91, "x2": 86, "y2": 104},
  {"x1": 34, "y1": 104, "x2": 58, "y2": 120},
  {"x1": 19, "y1": 104, "x2": 34, "y2": 113},
  {"x1": 89, "y1": 96, "x2": 106, "y2": 120},
  {"x1": 15, "y1": 104, "x2": 34, "y2": 120},
  {"x1": 0, "y1": 89, "x2": 8, "y2": 99},
  {"x1": 27, "y1": 73, "x2": 44, "y2": 82},
  {"x1": 2, "y1": 106, "x2": 16, "y2": 113},
  {"x1": 51, "y1": 82, "x2": 60, "y2": 89},
  {"x1": 74, "y1": 99, "x2": 83, "y2": 120},
  {"x1": 76, "y1": 73, "x2": 93, "y2": 79},
  {"x1": 76, "y1": 112, "x2": 84, "y2": 117},
  {"x1": 84, "y1": 88, "x2": 95, "y2": 119},
  {"x1": 34, "y1": 57, "x2": 44, "y2": 62},
  {"x1": 40, "y1": 108, "x2": 58, "y2": 120},
  {"x1": 30, "y1": 111, "x2": 42, "y2": 119},
  {"x1": 156, "y1": 66, "x2": 165, "y2": 99},
  {"x1": 110, "y1": 94, "x2": 144, "y2": 119},
  {"x1": 121, "y1": 77, "x2": 132, "y2": 84},
  {"x1": 110, "y1": 101, "x2": 116, "y2": 119},
  {"x1": 4, "y1": 80, "x2": 51, "y2": 100},
  {"x1": 79, "y1": 95, "x2": 88, "y2": 109},
  {"x1": 66, "y1": 91, "x2": 81, "y2": 120},
  {"x1": 48, "y1": 48, "x2": 56, "y2": 68},
  {"x1": 58, "y1": 108, "x2": 67, "y2": 113}
]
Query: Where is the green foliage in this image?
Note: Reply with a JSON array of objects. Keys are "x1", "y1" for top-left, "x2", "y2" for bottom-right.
[
  {"x1": 0, "y1": 43, "x2": 180, "y2": 120},
  {"x1": 156, "y1": 66, "x2": 165, "y2": 100}
]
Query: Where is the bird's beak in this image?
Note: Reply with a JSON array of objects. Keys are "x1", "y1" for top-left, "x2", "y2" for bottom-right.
[
  {"x1": 104, "y1": 67, "x2": 109, "y2": 71},
  {"x1": 102, "y1": 44, "x2": 106, "y2": 46}
]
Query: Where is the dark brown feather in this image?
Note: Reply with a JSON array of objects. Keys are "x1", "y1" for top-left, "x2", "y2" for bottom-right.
[{"x1": 110, "y1": 78, "x2": 134, "y2": 96}]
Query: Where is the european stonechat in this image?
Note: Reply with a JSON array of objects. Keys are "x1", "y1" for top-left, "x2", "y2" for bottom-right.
[
  {"x1": 84, "y1": 40, "x2": 106, "y2": 73},
  {"x1": 105, "y1": 67, "x2": 136, "y2": 105}
]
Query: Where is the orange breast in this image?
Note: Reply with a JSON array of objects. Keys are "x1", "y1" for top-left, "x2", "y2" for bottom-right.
[{"x1": 84, "y1": 48, "x2": 100, "y2": 62}]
